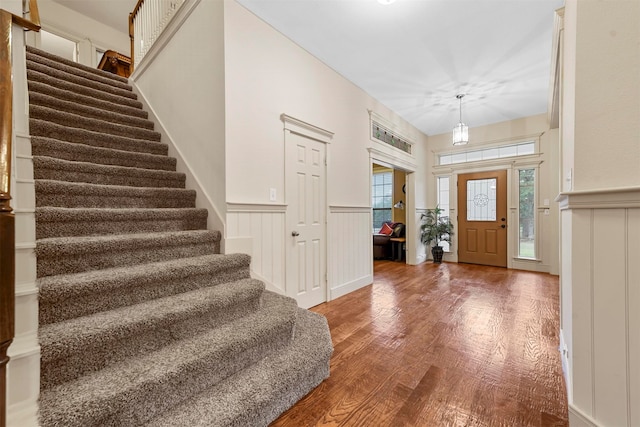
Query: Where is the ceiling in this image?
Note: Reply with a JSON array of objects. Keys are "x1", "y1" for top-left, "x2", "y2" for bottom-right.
[{"x1": 53, "y1": 0, "x2": 563, "y2": 137}]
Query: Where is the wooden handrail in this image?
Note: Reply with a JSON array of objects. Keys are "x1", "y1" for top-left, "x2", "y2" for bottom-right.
[
  {"x1": 0, "y1": 2, "x2": 40, "y2": 426},
  {"x1": 97, "y1": 50, "x2": 132, "y2": 77},
  {"x1": 129, "y1": 0, "x2": 145, "y2": 73}
]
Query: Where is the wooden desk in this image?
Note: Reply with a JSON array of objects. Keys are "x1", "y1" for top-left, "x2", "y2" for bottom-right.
[{"x1": 389, "y1": 237, "x2": 406, "y2": 262}]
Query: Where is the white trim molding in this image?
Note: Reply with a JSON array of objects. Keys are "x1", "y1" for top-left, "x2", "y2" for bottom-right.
[
  {"x1": 281, "y1": 114, "x2": 334, "y2": 143},
  {"x1": 556, "y1": 185, "x2": 640, "y2": 210},
  {"x1": 558, "y1": 185, "x2": 640, "y2": 427}
]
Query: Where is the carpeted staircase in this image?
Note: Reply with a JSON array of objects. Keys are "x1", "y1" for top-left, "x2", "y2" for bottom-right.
[{"x1": 25, "y1": 46, "x2": 333, "y2": 426}]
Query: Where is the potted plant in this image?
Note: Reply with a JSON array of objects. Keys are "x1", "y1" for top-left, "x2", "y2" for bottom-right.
[{"x1": 420, "y1": 206, "x2": 454, "y2": 263}]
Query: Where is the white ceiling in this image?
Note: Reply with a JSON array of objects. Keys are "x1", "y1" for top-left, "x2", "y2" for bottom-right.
[{"x1": 53, "y1": 0, "x2": 563, "y2": 137}]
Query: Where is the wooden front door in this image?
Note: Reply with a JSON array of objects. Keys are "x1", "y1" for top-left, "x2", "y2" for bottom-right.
[{"x1": 457, "y1": 170, "x2": 507, "y2": 267}]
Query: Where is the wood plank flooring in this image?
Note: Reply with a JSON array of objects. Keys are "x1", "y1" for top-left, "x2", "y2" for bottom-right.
[{"x1": 271, "y1": 261, "x2": 568, "y2": 427}]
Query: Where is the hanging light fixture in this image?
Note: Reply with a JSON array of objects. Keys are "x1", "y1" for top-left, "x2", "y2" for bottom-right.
[{"x1": 452, "y1": 94, "x2": 469, "y2": 146}]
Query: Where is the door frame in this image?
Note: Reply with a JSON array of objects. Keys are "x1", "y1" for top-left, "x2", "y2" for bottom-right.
[
  {"x1": 446, "y1": 166, "x2": 513, "y2": 267},
  {"x1": 282, "y1": 114, "x2": 333, "y2": 307},
  {"x1": 368, "y1": 148, "x2": 417, "y2": 265},
  {"x1": 457, "y1": 169, "x2": 509, "y2": 267}
]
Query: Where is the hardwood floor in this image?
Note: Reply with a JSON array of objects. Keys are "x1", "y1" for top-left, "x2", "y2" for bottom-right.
[{"x1": 271, "y1": 261, "x2": 568, "y2": 427}]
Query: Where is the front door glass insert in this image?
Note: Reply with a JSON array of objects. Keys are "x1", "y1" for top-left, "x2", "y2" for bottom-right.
[{"x1": 467, "y1": 178, "x2": 497, "y2": 221}]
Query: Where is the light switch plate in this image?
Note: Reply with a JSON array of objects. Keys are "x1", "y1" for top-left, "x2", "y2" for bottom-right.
[{"x1": 269, "y1": 188, "x2": 277, "y2": 201}]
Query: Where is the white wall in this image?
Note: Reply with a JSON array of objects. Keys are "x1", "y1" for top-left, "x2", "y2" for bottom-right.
[
  {"x1": 426, "y1": 114, "x2": 560, "y2": 274},
  {"x1": 559, "y1": 1, "x2": 640, "y2": 426},
  {"x1": 223, "y1": 0, "x2": 428, "y2": 296},
  {"x1": 132, "y1": 0, "x2": 226, "y2": 236},
  {"x1": 35, "y1": 0, "x2": 129, "y2": 66},
  {"x1": 571, "y1": 0, "x2": 640, "y2": 191}
]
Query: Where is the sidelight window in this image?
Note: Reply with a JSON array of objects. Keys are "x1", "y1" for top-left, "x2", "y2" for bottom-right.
[
  {"x1": 518, "y1": 169, "x2": 536, "y2": 258},
  {"x1": 437, "y1": 176, "x2": 451, "y2": 252}
]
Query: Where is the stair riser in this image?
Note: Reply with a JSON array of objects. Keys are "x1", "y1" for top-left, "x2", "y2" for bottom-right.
[
  {"x1": 33, "y1": 166, "x2": 185, "y2": 189},
  {"x1": 27, "y1": 69, "x2": 141, "y2": 109},
  {"x1": 27, "y1": 60, "x2": 136, "y2": 100},
  {"x1": 35, "y1": 191, "x2": 196, "y2": 209},
  {"x1": 41, "y1": 286, "x2": 264, "y2": 389},
  {"x1": 29, "y1": 92, "x2": 154, "y2": 130},
  {"x1": 40, "y1": 265, "x2": 251, "y2": 325},
  {"x1": 32, "y1": 138, "x2": 176, "y2": 172},
  {"x1": 42, "y1": 324, "x2": 293, "y2": 427},
  {"x1": 29, "y1": 80, "x2": 148, "y2": 119},
  {"x1": 146, "y1": 309, "x2": 333, "y2": 427},
  {"x1": 26, "y1": 47, "x2": 130, "y2": 86},
  {"x1": 36, "y1": 216, "x2": 208, "y2": 239},
  {"x1": 37, "y1": 241, "x2": 219, "y2": 277},
  {"x1": 30, "y1": 106, "x2": 161, "y2": 142},
  {"x1": 30, "y1": 119, "x2": 168, "y2": 156}
]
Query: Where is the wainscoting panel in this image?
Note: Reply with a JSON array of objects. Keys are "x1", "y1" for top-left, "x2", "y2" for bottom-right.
[
  {"x1": 226, "y1": 204, "x2": 286, "y2": 295},
  {"x1": 558, "y1": 188, "x2": 640, "y2": 427},
  {"x1": 328, "y1": 207, "x2": 373, "y2": 300},
  {"x1": 627, "y1": 208, "x2": 640, "y2": 427}
]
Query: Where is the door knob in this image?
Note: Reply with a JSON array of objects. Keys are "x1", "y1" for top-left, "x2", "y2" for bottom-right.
[
  {"x1": 291, "y1": 231, "x2": 300, "y2": 237},
  {"x1": 501, "y1": 224, "x2": 506, "y2": 228}
]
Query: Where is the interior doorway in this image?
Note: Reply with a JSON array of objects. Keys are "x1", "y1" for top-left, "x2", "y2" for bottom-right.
[
  {"x1": 372, "y1": 163, "x2": 407, "y2": 263},
  {"x1": 457, "y1": 169, "x2": 508, "y2": 267}
]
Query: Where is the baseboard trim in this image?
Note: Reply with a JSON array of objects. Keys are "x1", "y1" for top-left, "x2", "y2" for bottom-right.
[
  {"x1": 329, "y1": 275, "x2": 372, "y2": 301},
  {"x1": 559, "y1": 329, "x2": 572, "y2": 403},
  {"x1": 569, "y1": 404, "x2": 600, "y2": 427},
  {"x1": 7, "y1": 400, "x2": 39, "y2": 427},
  {"x1": 250, "y1": 269, "x2": 285, "y2": 296}
]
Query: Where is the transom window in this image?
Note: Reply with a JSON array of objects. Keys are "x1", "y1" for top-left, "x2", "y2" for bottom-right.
[{"x1": 439, "y1": 141, "x2": 535, "y2": 166}]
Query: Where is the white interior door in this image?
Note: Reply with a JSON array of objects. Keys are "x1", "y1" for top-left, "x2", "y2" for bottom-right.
[{"x1": 285, "y1": 131, "x2": 327, "y2": 309}]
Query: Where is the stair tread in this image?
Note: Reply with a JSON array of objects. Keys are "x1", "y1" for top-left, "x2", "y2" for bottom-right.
[
  {"x1": 36, "y1": 229, "x2": 220, "y2": 255},
  {"x1": 39, "y1": 292, "x2": 299, "y2": 427},
  {"x1": 33, "y1": 156, "x2": 184, "y2": 182},
  {"x1": 40, "y1": 278, "x2": 266, "y2": 362},
  {"x1": 32, "y1": 137, "x2": 176, "y2": 172},
  {"x1": 29, "y1": 91, "x2": 154, "y2": 130},
  {"x1": 36, "y1": 206, "x2": 208, "y2": 221},
  {"x1": 27, "y1": 68, "x2": 141, "y2": 109},
  {"x1": 36, "y1": 206, "x2": 208, "y2": 239},
  {"x1": 38, "y1": 253, "x2": 251, "y2": 304},
  {"x1": 30, "y1": 119, "x2": 168, "y2": 156},
  {"x1": 27, "y1": 59, "x2": 135, "y2": 99},
  {"x1": 28, "y1": 80, "x2": 147, "y2": 119},
  {"x1": 148, "y1": 308, "x2": 332, "y2": 427},
  {"x1": 30, "y1": 104, "x2": 161, "y2": 142},
  {"x1": 26, "y1": 45, "x2": 129, "y2": 84},
  {"x1": 36, "y1": 180, "x2": 192, "y2": 199}
]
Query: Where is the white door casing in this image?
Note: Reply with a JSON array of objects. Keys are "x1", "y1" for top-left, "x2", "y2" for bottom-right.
[{"x1": 282, "y1": 115, "x2": 332, "y2": 309}]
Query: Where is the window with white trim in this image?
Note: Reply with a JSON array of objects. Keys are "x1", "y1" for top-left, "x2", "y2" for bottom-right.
[
  {"x1": 372, "y1": 171, "x2": 393, "y2": 233},
  {"x1": 439, "y1": 141, "x2": 535, "y2": 165},
  {"x1": 437, "y1": 176, "x2": 451, "y2": 252},
  {"x1": 518, "y1": 168, "x2": 536, "y2": 258}
]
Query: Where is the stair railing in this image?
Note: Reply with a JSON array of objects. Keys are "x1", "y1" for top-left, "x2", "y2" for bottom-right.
[
  {"x1": 129, "y1": 0, "x2": 186, "y2": 71},
  {"x1": 0, "y1": 1, "x2": 40, "y2": 426}
]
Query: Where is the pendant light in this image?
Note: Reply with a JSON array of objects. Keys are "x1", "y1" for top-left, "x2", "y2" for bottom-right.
[{"x1": 452, "y1": 94, "x2": 469, "y2": 146}]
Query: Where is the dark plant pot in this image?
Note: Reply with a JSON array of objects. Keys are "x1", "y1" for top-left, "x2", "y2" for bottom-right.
[{"x1": 431, "y1": 245, "x2": 444, "y2": 263}]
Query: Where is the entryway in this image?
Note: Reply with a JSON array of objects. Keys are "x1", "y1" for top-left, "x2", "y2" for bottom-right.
[{"x1": 457, "y1": 169, "x2": 508, "y2": 267}]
